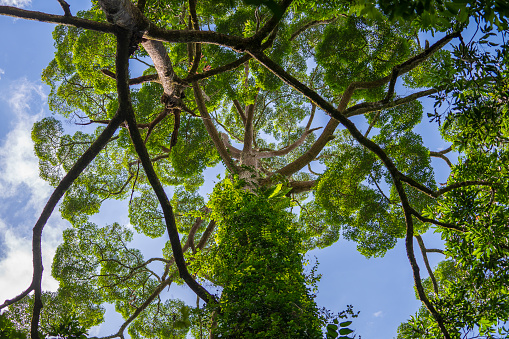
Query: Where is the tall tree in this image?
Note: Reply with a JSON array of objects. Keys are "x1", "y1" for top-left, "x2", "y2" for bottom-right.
[{"x1": 0, "y1": 0, "x2": 508, "y2": 338}]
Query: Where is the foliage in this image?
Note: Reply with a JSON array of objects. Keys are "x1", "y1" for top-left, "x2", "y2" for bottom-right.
[
  {"x1": 2, "y1": 0, "x2": 509, "y2": 338},
  {"x1": 203, "y1": 179, "x2": 322, "y2": 338}
]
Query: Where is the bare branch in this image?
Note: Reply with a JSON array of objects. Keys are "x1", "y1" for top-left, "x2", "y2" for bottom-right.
[
  {"x1": 193, "y1": 82, "x2": 238, "y2": 173},
  {"x1": 430, "y1": 150, "x2": 453, "y2": 168},
  {"x1": 0, "y1": 6, "x2": 115, "y2": 33},
  {"x1": 56, "y1": 0, "x2": 71, "y2": 16},
  {"x1": 410, "y1": 208, "x2": 464, "y2": 232},
  {"x1": 119, "y1": 30, "x2": 216, "y2": 304},
  {"x1": 343, "y1": 88, "x2": 438, "y2": 118},
  {"x1": 415, "y1": 235, "x2": 439, "y2": 294},
  {"x1": 101, "y1": 69, "x2": 160, "y2": 85},
  {"x1": 220, "y1": 132, "x2": 242, "y2": 159},
  {"x1": 184, "y1": 54, "x2": 252, "y2": 83},
  {"x1": 426, "y1": 248, "x2": 445, "y2": 254},
  {"x1": 233, "y1": 99, "x2": 247, "y2": 126},
  {"x1": 258, "y1": 127, "x2": 321, "y2": 158},
  {"x1": 437, "y1": 181, "x2": 494, "y2": 196}
]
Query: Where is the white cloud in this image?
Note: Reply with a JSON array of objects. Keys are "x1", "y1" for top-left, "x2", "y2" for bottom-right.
[
  {"x1": 0, "y1": 78, "x2": 50, "y2": 209},
  {"x1": 0, "y1": 220, "x2": 60, "y2": 303},
  {"x1": 0, "y1": 0, "x2": 31, "y2": 7},
  {"x1": 0, "y1": 68, "x2": 4, "y2": 80},
  {"x1": 373, "y1": 310, "x2": 383, "y2": 318},
  {"x1": 0, "y1": 78, "x2": 63, "y2": 304}
]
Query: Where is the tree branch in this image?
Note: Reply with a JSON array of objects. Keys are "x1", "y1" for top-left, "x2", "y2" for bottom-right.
[
  {"x1": 56, "y1": 0, "x2": 71, "y2": 16},
  {"x1": 415, "y1": 235, "x2": 439, "y2": 294},
  {"x1": 288, "y1": 180, "x2": 316, "y2": 194},
  {"x1": 410, "y1": 208, "x2": 464, "y2": 232},
  {"x1": 429, "y1": 150, "x2": 453, "y2": 168},
  {"x1": 343, "y1": 88, "x2": 438, "y2": 118},
  {"x1": 119, "y1": 29, "x2": 216, "y2": 304},
  {"x1": 193, "y1": 82, "x2": 238, "y2": 173},
  {"x1": 101, "y1": 69, "x2": 160, "y2": 85},
  {"x1": 184, "y1": 54, "x2": 252, "y2": 83},
  {"x1": 233, "y1": 99, "x2": 247, "y2": 126},
  {"x1": 289, "y1": 17, "x2": 337, "y2": 41},
  {"x1": 243, "y1": 103, "x2": 256, "y2": 152},
  {"x1": 220, "y1": 132, "x2": 242, "y2": 159},
  {"x1": 258, "y1": 127, "x2": 321, "y2": 158},
  {"x1": 0, "y1": 6, "x2": 115, "y2": 33}
]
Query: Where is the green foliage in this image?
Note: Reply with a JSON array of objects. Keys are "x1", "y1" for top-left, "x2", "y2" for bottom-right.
[
  {"x1": 0, "y1": 312, "x2": 27, "y2": 339},
  {"x1": 204, "y1": 179, "x2": 322, "y2": 338},
  {"x1": 13, "y1": 0, "x2": 509, "y2": 338},
  {"x1": 45, "y1": 313, "x2": 88, "y2": 339},
  {"x1": 315, "y1": 15, "x2": 412, "y2": 101}
]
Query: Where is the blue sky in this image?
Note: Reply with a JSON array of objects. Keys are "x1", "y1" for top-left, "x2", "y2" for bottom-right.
[{"x1": 0, "y1": 2, "x2": 454, "y2": 338}]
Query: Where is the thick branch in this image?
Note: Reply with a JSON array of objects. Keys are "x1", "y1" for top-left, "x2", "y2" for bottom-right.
[
  {"x1": 267, "y1": 119, "x2": 338, "y2": 179},
  {"x1": 220, "y1": 133, "x2": 242, "y2": 159},
  {"x1": 0, "y1": 6, "x2": 115, "y2": 33},
  {"x1": 118, "y1": 30, "x2": 215, "y2": 304},
  {"x1": 57, "y1": 0, "x2": 71, "y2": 16},
  {"x1": 243, "y1": 103, "x2": 255, "y2": 152},
  {"x1": 415, "y1": 235, "x2": 439, "y2": 294},
  {"x1": 141, "y1": 39, "x2": 181, "y2": 97}
]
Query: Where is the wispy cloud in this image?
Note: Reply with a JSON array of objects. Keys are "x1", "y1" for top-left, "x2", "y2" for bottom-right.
[
  {"x1": 0, "y1": 78, "x2": 50, "y2": 209},
  {"x1": 0, "y1": 220, "x2": 60, "y2": 303},
  {"x1": 373, "y1": 311, "x2": 383, "y2": 318},
  {"x1": 0, "y1": 68, "x2": 4, "y2": 80},
  {"x1": 0, "y1": 0, "x2": 31, "y2": 7},
  {"x1": 0, "y1": 78, "x2": 62, "y2": 303}
]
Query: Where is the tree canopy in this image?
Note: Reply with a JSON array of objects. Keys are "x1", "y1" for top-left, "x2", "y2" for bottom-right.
[{"x1": 1, "y1": 0, "x2": 509, "y2": 338}]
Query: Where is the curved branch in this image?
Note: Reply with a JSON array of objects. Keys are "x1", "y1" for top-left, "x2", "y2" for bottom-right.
[
  {"x1": 290, "y1": 17, "x2": 337, "y2": 41},
  {"x1": 437, "y1": 181, "x2": 494, "y2": 196},
  {"x1": 220, "y1": 132, "x2": 242, "y2": 159},
  {"x1": 265, "y1": 119, "x2": 338, "y2": 180},
  {"x1": 430, "y1": 150, "x2": 453, "y2": 168},
  {"x1": 22, "y1": 106, "x2": 124, "y2": 339},
  {"x1": 184, "y1": 54, "x2": 252, "y2": 83},
  {"x1": 57, "y1": 0, "x2": 71, "y2": 16},
  {"x1": 258, "y1": 127, "x2": 321, "y2": 158},
  {"x1": 248, "y1": 33, "x2": 461, "y2": 339},
  {"x1": 410, "y1": 208, "x2": 464, "y2": 232}
]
